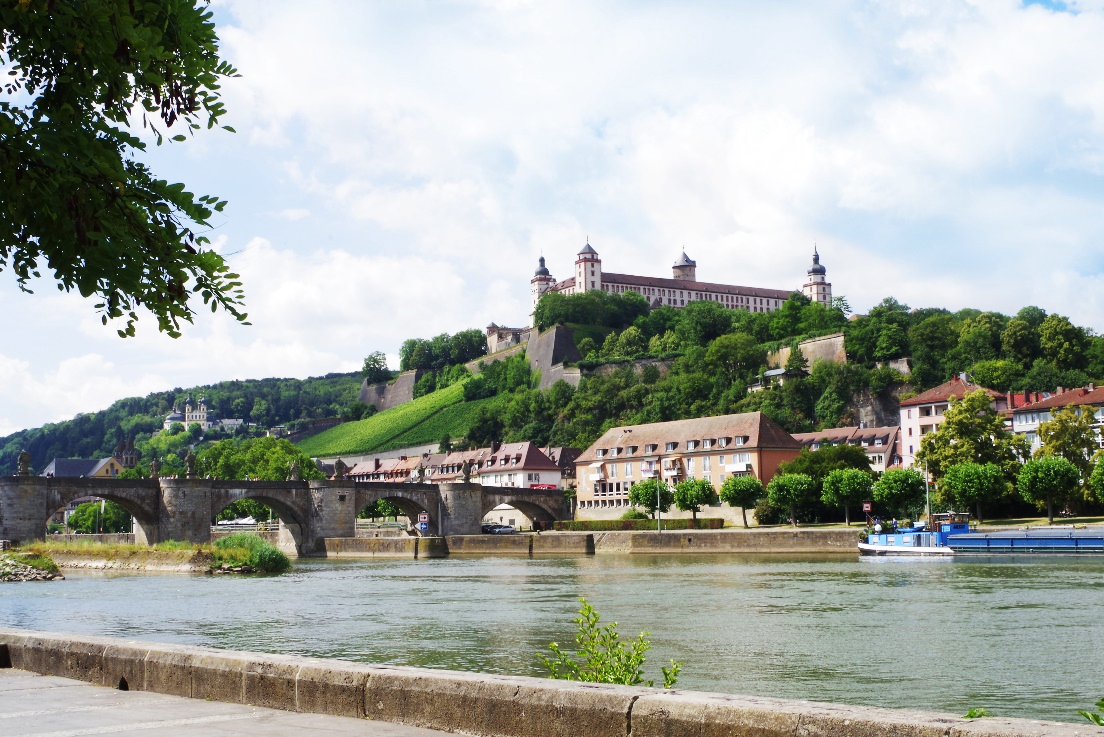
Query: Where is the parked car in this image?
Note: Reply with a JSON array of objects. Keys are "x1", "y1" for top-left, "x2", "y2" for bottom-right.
[
  {"x1": 491, "y1": 525, "x2": 517, "y2": 535},
  {"x1": 481, "y1": 524, "x2": 497, "y2": 534}
]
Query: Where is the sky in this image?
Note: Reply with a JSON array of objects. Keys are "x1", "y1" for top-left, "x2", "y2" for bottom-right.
[{"x1": 4, "y1": 0, "x2": 1104, "y2": 435}]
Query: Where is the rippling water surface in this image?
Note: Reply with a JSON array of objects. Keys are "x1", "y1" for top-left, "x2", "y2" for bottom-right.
[{"x1": 3, "y1": 554, "x2": 1103, "y2": 722}]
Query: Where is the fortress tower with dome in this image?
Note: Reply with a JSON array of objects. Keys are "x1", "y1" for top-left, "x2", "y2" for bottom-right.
[{"x1": 529, "y1": 242, "x2": 832, "y2": 326}]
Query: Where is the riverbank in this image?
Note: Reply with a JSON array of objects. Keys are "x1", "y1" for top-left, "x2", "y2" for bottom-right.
[
  {"x1": 0, "y1": 626, "x2": 1086, "y2": 737},
  {"x1": 320, "y1": 527, "x2": 859, "y2": 558},
  {"x1": 18, "y1": 536, "x2": 289, "y2": 574},
  {"x1": 0, "y1": 551, "x2": 63, "y2": 582}
]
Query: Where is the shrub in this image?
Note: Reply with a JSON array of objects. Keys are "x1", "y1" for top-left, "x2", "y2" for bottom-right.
[
  {"x1": 620, "y1": 509, "x2": 650, "y2": 520},
  {"x1": 753, "y1": 499, "x2": 785, "y2": 525},
  {"x1": 212, "y1": 533, "x2": 291, "y2": 573}
]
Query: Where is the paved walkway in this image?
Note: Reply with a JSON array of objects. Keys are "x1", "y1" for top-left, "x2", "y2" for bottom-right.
[{"x1": 0, "y1": 667, "x2": 448, "y2": 737}]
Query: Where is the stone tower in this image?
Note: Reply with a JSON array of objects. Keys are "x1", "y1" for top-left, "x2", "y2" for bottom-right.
[
  {"x1": 802, "y1": 247, "x2": 832, "y2": 306},
  {"x1": 530, "y1": 256, "x2": 555, "y2": 325},
  {"x1": 672, "y1": 251, "x2": 697, "y2": 281},
  {"x1": 575, "y1": 242, "x2": 602, "y2": 293}
]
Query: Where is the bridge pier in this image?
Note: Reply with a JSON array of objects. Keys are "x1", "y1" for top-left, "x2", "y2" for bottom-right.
[
  {"x1": 437, "y1": 483, "x2": 483, "y2": 536},
  {"x1": 157, "y1": 480, "x2": 214, "y2": 545}
]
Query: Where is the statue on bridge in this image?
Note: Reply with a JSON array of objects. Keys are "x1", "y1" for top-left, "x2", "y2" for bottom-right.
[
  {"x1": 184, "y1": 450, "x2": 197, "y2": 479},
  {"x1": 149, "y1": 458, "x2": 161, "y2": 480},
  {"x1": 333, "y1": 458, "x2": 347, "y2": 481},
  {"x1": 17, "y1": 449, "x2": 31, "y2": 476},
  {"x1": 461, "y1": 459, "x2": 473, "y2": 484},
  {"x1": 289, "y1": 459, "x2": 300, "y2": 481}
]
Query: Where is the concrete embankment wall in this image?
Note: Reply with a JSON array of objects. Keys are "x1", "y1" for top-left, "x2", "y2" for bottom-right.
[
  {"x1": 47, "y1": 533, "x2": 136, "y2": 545},
  {"x1": 0, "y1": 627, "x2": 1082, "y2": 737},
  {"x1": 319, "y1": 529, "x2": 855, "y2": 558},
  {"x1": 592, "y1": 527, "x2": 858, "y2": 554}
]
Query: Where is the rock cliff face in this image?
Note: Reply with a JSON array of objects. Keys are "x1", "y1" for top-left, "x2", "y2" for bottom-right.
[
  {"x1": 846, "y1": 386, "x2": 905, "y2": 428},
  {"x1": 768, "y1": 333, "x2": 847, "y2": 369}
]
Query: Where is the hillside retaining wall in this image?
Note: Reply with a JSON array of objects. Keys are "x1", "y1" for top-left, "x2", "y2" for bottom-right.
[{"x1": 0, "y1": 627, "x2": 1085, "y2": 737}]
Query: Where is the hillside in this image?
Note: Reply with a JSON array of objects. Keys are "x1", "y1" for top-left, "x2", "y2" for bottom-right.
[
  {"x1": 0, "y1": 373, "x2": 363, "y2": 475},
  {"x1": 296, "y1": 382, "x2": 480, "y2": 457}
]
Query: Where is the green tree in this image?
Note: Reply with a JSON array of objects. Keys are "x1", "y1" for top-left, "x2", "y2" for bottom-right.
[
  {"x1": 704, "y1": 333, "x2": 764, "y2": 383},
  {"x1": 766, "y1": 473, "x2": 815, "y2": 526},
  {"x1": 821, "y1": 468, "x2": 872, "y2": 526},
  {"x1": 785, "y1": 345, "x2": 809, "y2": 375},
  {"x1": 675, "y1": 301, "x2": 733, "y2": 346},
  {"x1": 358, "y1": 499, "x2": 401, "y2": 520},
  {"x1": 648, "y1": 330, "x2": 682, "y2": 354},
  {"x1": 67, "y1": 500, "x2": 131, "y2": 534},
  {"x1": 600, "y1": 332, "x2": 620, "y2": 358},
  {"x1": 873, "y1": 323, "x2": 908, "y2": 361},
  {"x1": 940, "y1": 462, "x2": 1004, "y2": 523},
  {"x1": 673, "y1": 478, "x2": 717, "y2": 522},
  {"x1": 777, "y1": 444, "x2": 872, "y2": 490},
  {"x1": 615, "y1": 326, "x2": 646, "y2": 356},
  {"x1": 197, "y1": 436, "x2": 323, "y2": 481},
  {"x1": 1039, "y1": 314, "x2": 1088, "y2": 370},
  {"x1": 872, "y1": 468, "x2": 926, "y2": 519},
  {"x1": 0, "y1": 0, "x2": 246, "y2": 337},
  {"x1": 215, "y1": 498, "x2": 274, "y2": 523},
  {"x1": 361, "y1": 351, "x2": 391, "y2": 383},
  {"x1": 916, "y1": 389, "x2": 1028, "y2": 481},
  {"x1": 1036, "y1": 405, "x2": 1099, "y2": 480},
  {"x1": 969, "y1": 359, "x2": 1022, "y2": 393},
  {"x1": 719, "y1": 474, "x2": 764, "y2": 528},
  {"x1": 627, "y1": 478, "x2": 673, "y2": 519},
  {"x1": 1019, "y1": 456, "x2": 1080, "y2": 524},
  {"x1": 1001, "y1": 318, "x2": 1041, "y2": 367},
  {"x1": 577, "y1": 337, "x2": 597, "y2": 359},
  {"x1": 438, "y1": 434, "x2": 453, "y2": 454},
  {"x1": 1088, "y1": 455, "x2": 1104, "y2": 504}
]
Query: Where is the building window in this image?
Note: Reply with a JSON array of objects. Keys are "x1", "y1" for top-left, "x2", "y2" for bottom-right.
[
  {"x1": 686, "y1": 457, "x2": 695, "y2": 473},
  {"x1": 624, "y1": 462, "x2": 632, "y2": 478},
  {"x1": 665, "y1": 442, "x2": 678, "y2": 452},
  {"x1": 608, "y1": 464, "x2": 617, "y2": 479},
  {"x1": 703, "y1": 456, "x2": 711, "y2": 471}
]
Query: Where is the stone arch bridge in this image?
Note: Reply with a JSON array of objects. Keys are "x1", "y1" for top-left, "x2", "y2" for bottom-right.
[{"x1": 0, "y1": 477, "x2": 569, "y2": 555}]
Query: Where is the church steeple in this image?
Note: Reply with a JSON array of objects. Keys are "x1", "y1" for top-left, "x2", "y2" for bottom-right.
[{"x1": 801, "y1": 246, "x2": 832, "y2": 306}]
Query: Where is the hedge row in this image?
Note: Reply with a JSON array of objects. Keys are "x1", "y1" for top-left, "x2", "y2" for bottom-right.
[{"x1": 553, "y1": 518, "x2": 725, "y2": 531}]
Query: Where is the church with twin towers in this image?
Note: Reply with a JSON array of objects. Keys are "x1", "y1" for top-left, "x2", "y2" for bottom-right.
[{"x1": 529, "y1": 242, "x2": 832, "y2": 325}]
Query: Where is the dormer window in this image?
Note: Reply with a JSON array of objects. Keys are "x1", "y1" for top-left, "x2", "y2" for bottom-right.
[
  {"x1": 596, "y1": 449, "x2": 607, "y2": 458},
  {"x1": 665, "y1": 442, "x2": 678, "y2": 452},
  {"x1": 628, "y1": 446, "x2": 638, "y2": 455},
  {"x1": 719, "y1": 437, "x2": 730, "y2": 448},
  {"x1": 703, "y1": 439, "x2": 714, "y2": 449},
  {"x1": 733, "y1": 437, "x2": 745, "y2": 447},
  {"x1": 687, "y1": 440, "x2": 699, "y2": 450},
  {"x1": 645, "y1": 444, "x2": 658, "y2": 454}
]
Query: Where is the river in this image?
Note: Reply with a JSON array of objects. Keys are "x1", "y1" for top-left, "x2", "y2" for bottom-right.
[{"x1": 3, "y1": 553, "x2": 1102, "y2": 723}]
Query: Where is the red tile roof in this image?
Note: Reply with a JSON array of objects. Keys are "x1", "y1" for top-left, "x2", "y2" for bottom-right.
[
  {"x1": 1013, "y1": 386, "x2": 1104, "y2": 412},
  {"x1": 899, "y1": 377, "x2": 1003, "y2": 407}
]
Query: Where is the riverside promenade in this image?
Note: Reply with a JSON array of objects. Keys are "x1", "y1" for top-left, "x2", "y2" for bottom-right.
[
  {"x1": 0, "y1": 627, "x2": 1089, "y2": 737},
  {"x1": 1, "y1": 667, "x2": 447, "y2": 736}
]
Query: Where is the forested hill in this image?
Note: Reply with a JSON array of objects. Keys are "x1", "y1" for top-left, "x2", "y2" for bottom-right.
[{"x1": 0, "y1": 373, "x2": 363, "y2": 475}]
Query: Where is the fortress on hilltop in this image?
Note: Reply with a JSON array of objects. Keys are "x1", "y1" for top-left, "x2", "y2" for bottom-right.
[{"x1": 527, "y1": 242, "x2": 832, "y2": 326}]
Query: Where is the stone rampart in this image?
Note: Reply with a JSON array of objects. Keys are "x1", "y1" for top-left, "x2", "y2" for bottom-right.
[
  {"x1": 768, "y1": 332, "x2": 847, "y2": 369},
  {"x1": 357, "y1": 370, "x2": 427, "y2": 411},
  {"x1": 0, "y1": 627, "x2": 1085, "y2": 737}
]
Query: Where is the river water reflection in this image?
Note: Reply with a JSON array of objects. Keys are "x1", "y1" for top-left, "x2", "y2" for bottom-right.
[{"x1": 3, "y1": 553, "x2": 1102, "y2": 722}]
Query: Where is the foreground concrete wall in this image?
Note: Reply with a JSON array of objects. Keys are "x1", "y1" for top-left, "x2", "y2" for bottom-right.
[{"x1": 0, "y1": 627, "x2": 1085, "y2": 737}]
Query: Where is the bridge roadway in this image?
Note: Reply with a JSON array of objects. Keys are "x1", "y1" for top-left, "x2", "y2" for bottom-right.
[
  {"x1": 0, "y1": 477, "x2": 568, "y2": 555},
  {"x1": 0, "y1": 667, "x2": 449, "y2": 737}
]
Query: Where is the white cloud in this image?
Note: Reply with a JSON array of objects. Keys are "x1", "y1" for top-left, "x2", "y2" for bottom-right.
[{"x1": 5, "y1": 0, "x2": 1104, "y2": 432}]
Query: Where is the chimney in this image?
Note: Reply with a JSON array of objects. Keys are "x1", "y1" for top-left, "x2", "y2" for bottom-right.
[
  {"x1": 1090, "y1": 383, "x2": 1096, "y2": 392},
  {"x1": 491, "y1": 440, "x2": 501, "y2": 453},
  {"x1": 1006, "y1": 391, "x2": 1013, "y2": 407},
  {"x1": 373, "y1": 458, "x2": 381, "y2": 471},
  {"x1": 1057, "y1": 387, "x2": 1065, "y2": 395}
]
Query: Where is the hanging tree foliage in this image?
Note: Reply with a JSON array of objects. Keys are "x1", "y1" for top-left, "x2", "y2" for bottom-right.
[{"x1": 0, "y1": 0, "x2": 246, "y2": 337}]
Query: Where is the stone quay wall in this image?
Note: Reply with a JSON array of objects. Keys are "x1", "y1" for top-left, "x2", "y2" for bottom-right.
[{"x1": 0, "y1": 627, "x2": 1084, "y2": 737}]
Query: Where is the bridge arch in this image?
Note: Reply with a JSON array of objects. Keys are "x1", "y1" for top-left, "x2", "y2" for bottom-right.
[
  {"x1": 209, "y1": 484, "x2": 313, "y2": 556},
  {"x1": 354, "y1": 485, "x2": 441, "y2": 536},
  {"x1": 481, "y1": 492, "x2": 565, "y2": 529},
  {"x1": 47, "y1": 483, "x2": 160, "y2": 544}
]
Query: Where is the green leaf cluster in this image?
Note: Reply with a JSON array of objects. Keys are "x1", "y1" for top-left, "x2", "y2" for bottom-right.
[
  {"x1": 537, "y1": 598, "x2": 681, "y2": 688},
  {"x1": 1, "y1": 0, "x2": 246, "y2": 337}
]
